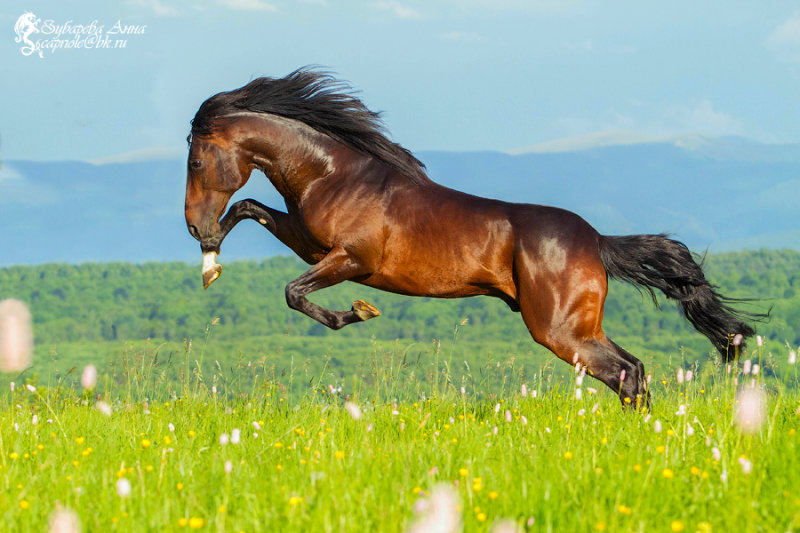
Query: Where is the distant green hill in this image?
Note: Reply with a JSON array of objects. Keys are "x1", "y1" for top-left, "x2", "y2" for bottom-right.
[{"x1": 0, "y1": 250, "x2": 793, "y2": 390}]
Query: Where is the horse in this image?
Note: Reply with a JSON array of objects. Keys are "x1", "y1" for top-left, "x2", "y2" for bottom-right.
[{"x1": 184, "y1": 68, "x2": 762, "y2": 408}]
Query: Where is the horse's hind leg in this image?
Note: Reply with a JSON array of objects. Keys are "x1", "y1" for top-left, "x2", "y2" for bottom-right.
[{"x1": 516, "y1": 255, "x2": 649, "y2": 408}]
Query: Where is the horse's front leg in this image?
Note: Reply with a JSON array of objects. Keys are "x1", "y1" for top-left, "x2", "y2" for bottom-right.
[
  {"x1": 200, "y1": 199, "x2": 294, "y2": 288},
  {"x1": 285, "y1": 246, "x2": 381, "y2": 329}
]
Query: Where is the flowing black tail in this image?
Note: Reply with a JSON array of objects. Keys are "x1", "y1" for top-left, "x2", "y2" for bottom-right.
[{"x1": 598, "y1": 234, "x2": 766, "y2": 361}]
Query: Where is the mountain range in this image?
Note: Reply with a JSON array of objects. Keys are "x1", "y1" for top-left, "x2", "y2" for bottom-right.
[{"x1": 2, "y1": 132, "x2": 799, "y2": 267}]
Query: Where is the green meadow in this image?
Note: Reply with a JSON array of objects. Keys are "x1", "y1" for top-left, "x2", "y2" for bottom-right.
[{"x1": 1, "y1": 250, "x2": 799, "y2": 532}]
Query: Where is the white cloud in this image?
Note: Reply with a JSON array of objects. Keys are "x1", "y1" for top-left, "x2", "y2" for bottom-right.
[
  {"x1": 442, "y1": 31, "x2": 487, "y2": 42},
  {"x1": 128, "y1": 0, "x2": 180, "y2": 16},
  {"x1": 219, "y1": 0, "x2": 278, "y2": 11},
  {"x1": 89, "y1": 146, "x2": 185, "y2": 165},
  {"x1": 370, "y1": 1, "x2": 422, "y2": 20},
  {"x1": 661, "y1": 99, "x2": 745, "y2": 137},
  {"x1": 767, "y1": 16, "x2": 800, "y2": 48}
]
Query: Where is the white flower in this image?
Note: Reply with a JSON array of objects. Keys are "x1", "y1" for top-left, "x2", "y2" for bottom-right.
[
  {"x1": 675, "y1": 404, "x2": 686, "y2": 416},
  {"x1": 732, "y1": 334, "x2": 743, "y2": 346},
  {"x1": 521, "y1": 384, "x2": 527, "y2": 397},
  {"x1": 685, "y1": 370, "x2": 693, "y2": 382},
  {"x1": 224, "y1": 460, "x2": 233, "y2": 473},
  {"x1": 26, "y1": 384, "x2": 36, "y2": 393},
  {"x1": 654, "y1": 420, "x2": 662, "y2": 433},
  {"x1": 231, "y1": 428, "x2": 240, "y2": 445},
  {"x1": 0, "y1": 299, "x2": 33, "y2": 373},
  {"x1": 686, "y1": 423, "x2": 695, "y2": 437},
  {"x1": 168, "y1": 422, "x2": 175, "y2": 432},
  {"x1": 742, "y1": 359, "x2": 752, "y2": 375},
  {"x1": 116, "y1": 478, "x2": 131, "y2": 498},
  {"x1": 344, "y1": 401, "x2": 362, "y2": 420},
  {"x1": 219, "y1": 433, "x2": 229, "y2": 446},
  {"x1": 48, "y1": 508, "x2": 81, "y2": 533},
  {"x1": 677, "y1": 368, "x2": 684, "y2": 384},
  {"x1": 494, "y1": 403, "x2": 500, "y2": 414},
  {"x1": 10, "y1": 382, "x2": 14, "y2": 392},
  {"x1": 575, "y1": 388, "x2": 582, "y2": 400},
  {"x1": 32, "y1": 414, "x2": 38, "y2": 425},
  {"x1": 756, "y1": 335, "x2": 763, "y2": 347},
  {"x1": 738, "y1": 456, "x2": 753, "y2": 474},
  {"x1": 712, "y1": 447, "x2": 722, "y2": 462},
  {"x1": 80, "y1": 365, "x2": 97, "y2": 390},
  {"x1": 252, "y1": 421, "x2": 261, "y2": 430},
  {"x1": 751, "y1": 364, "x2": 760, "y2": 376},
  {"x1": 505, "y1": 410, "x2": 511, "y2": 422},
  {"x1": 789, "y1": 351, "x2": 797, "y2": 365},
  {"x1": 96, "y1": 401, "x2": 112, "y2": 416}
]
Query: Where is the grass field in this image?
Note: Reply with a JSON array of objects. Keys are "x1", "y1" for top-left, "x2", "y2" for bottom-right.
[{"x1": 1, "y1": 338, "x2": 799, "y2": 533}]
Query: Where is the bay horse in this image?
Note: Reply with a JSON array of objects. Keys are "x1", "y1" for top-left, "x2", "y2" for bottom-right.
[{"x1": 185, "y1": 68, "x2": 760, "y2": 407}]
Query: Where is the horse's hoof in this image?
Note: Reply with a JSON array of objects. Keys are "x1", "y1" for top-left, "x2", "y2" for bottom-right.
[
  {"x1": 203, "y1": 264, "x2": 222, "y2": 289},
  {"x1": 352, "y1": 300, "x2": 381, "y2": 321}
]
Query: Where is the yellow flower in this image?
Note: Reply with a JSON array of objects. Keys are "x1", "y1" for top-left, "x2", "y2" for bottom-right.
[
  {"x1": 189, "y1": 517, "x2": 204, "y2": 529},
  {"x1": 656, "y1": 445, "x2": 665, "y2": 454},
  {"x1": 288, "y1": 496, "x2": 303, "y2": 506},
  {"x1": 334, "y1": 450, "x2": 345, "y2": 459},
  {"x1": 145, "y1": 465, "x2": 154, "y2": 473},
  {"x1": 563, "y1": 451, "x2": 574, "y2": 460},
  {"x1": 690, "y1": 466, "x2": 701, "y2": 476},
  {"x1": 9, "y1": 452, "x2": 18, "y2": 460},
  {"x1": 276, "y1": 464, "x2": 283, "y2": 471},
  {"x1": 274, "y1": 442, "x2": 284, "y2": 449},
  {"x1": 458, "y1": 468, "x2": 469, "y2": 477},
  {"x1": 218, "y1": 505, "x2": 226, "y2": 513},
  {"x1": 178, "y1": 518, "x2": 188, "y2": 527},
  {"x1": 177, "y1": 482, "x2": 184, "y2": 491},
  {"x1": 472, "y1": 482, "x2": 483, "y2": 492},
  {"x1": 633, "y1": 464, "x2": 642, "y2": 472},
  {"x1": 617, "y1": 505, "x2": 632, "y2": 515},
  {"x1": 37, "y1": 444, "x2": 44, "y2": 451},
  {"x1": 188, "y1": 430, "x2": 196, "y2": 438},
  {"x1": 19, "y1": 500, "x2": 30, "y2": 510},
  {"x1": 75, "y1": 437, "x2": 85, "y2": 445},
  {"x1": 596, "y1": 522, "x2": 606, "y2": 531},
  {"x1": 488, "y1": 491, "x2": 498, "y2": 500},
  {"x1": 412, "y1": 486, "x2": 422, "y2": 494},
  {"x1": 477, "y1": 512, "x2": 487, "y2": 522},
  {"x1": 662, "y1": 468, "x2": 675, "y2": 479},
  {"x1": 671, "y1": 520, "x2": 684, "y2": 531},
  {"x1": 163, "y1": 436, "x2": 172, "y2": 445},
  {"x1": 666, "y1": 429, "x2": 675, "y2": 437}
]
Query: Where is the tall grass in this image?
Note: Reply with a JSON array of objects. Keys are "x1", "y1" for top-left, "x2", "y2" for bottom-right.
[{"x1": 1, "y1": 330, "x2": 799, "y2": 532}]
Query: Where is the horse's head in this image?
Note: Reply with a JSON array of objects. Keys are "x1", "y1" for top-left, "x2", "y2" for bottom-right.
[{"x1": 184, "y1": 134, "x2": 252, "y2": 253}]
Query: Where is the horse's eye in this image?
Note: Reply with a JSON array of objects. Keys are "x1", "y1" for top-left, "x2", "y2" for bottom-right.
[{"x1": 190, "y1": 160, "x2": 202, "y2": 169}]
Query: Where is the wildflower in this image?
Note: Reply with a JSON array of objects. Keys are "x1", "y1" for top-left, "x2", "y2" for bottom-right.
[
  {"x1": 685, "y1": 370, "x2": 693, "y2": 382},
  {"x1": 690, "y1": 466, "x2": 701, "y2": 476},
  {"x1": 141, "y1": 439, "x2": 151, "y2": 449},
  {"x1": 505, "y1": 410, "x2": 512, "y2": 422},
  {"x1": 738, "y1": 456, "x2": 753, "y2": 474},
  {"x1": 334, "y1": 450, "x2": 345, "y2": 459},
  {"x1": 168, "y1": 423, "x2": 175, "y2": 432},
  {"x1": 494, "y1": 403, "x2": 500, "y2": 414},
  {"x1": 711, "y1": 448, "x2": 721, "y2": 462},
  {"x1": 116, "y1": 478, "x2": 131, "y2": 498},
  {"x1": 288, "y1": 496, "x2": 303, "y2": 506},
  {"x1": 576, "y1": 388, "x2": 583, "y2": 400},
  {"x1": 176, "y1": 483, "x2": 184, "y2": 491},
  {"x1": 80, "y1": 365, "x2": 97, "y2": 390},
  {"x1": 458, "y1": 468, "x2": 468, "y2": 477},
  {"x1": 735, "y1": 387, "x2": 766, "y2": 433},
  {"x1": 789, "y1": 351, "x2": 797, "y2": 365},
  {"x1": 0, "y1": 299, "x2": 33, "y2": 373},
  {"x1": 488, "y1": 491, "x2": 498, "y2": 500},
  {"x1": 19, "y1": 500, "x2": 30, "y2": 510},
  {"x1": 617, "y1": 505, "x2": 632, "y2": 515},
  {"x1": 189, "y1": 517, "x2": 204, "y2": 529},
  {"x1": 677, "y1": 368, "x2": 684, "y2": 384},
  {"x1": 27, "y1": 384, "x2": 36, "y2": 393},
  {"x1": 563, "y1": 451, "x2": 573, "y2": 460},
  {"x1": 619, "y1": 369, "x2": 626, "y2": 382},
  {"x1": 48, "y1": 508, "x2": 80, "y2": 533},
  {"x1": 219, "y1": 433, "x2": 229, "y2": 446},
  {"x1": 732, "y1": 334, "x2": 743, "y2": 346},
  {"x1": 231, "y1": 429, "x2": 240, "y2": 445},
  {"x1": 671, "y1": 521, "x2": 684, "y2": 532},
  {"x1": 252, "y1": 421, "x2": 261, "y2": 430},
  {"x1": 96, "y1": 401, "x2": 112, "y2": 416},
  {"x1": 686, "y1": 424, "x2": 695, "y2": 437},
  {"x1": 742, "y1": 360, "x2": 752, "y2": 375},
  {"x1": 662, "y1": 468, "x2": 674, "y2": 479},
  {"x1": 32, "y1": 414, "x2": 38, "y2": 425},
  {"x1": 406, "y1": 483, "x2": 461, "y2": 533},
  {"x1": 521, "y1": 415, "x2": 528, "y2": 425},
  {"x1": 224, "y1": 460, "x2": 233, "y2": 473},
  {"x1": 756, "y1": 335, "x2": 762, "y2": 347},
  {"x1": 178, "y1": 518, "x2": 188, "y2": 527},
  {"x1": 654, "y1": 420, "x2": 663, "y2": 433},
  {"x1": 521, "y1": 384, "x2": 528, "y2": 397},
  {"x1": 344, "y1": 401, "x2": 363, "y2": 420},
  {"x1": 675, "y1": 404, "x2": 686, "y2": 416}
]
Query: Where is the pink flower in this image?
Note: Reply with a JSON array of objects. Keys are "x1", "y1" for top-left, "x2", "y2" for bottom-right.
[
  {"x1": 0, "y1": 299, "x2": 33, "y2": 373},
  {"x1": 505, "y1": 410, "x2": 512, "y2": 422},
  {"x1": 404, "y1": 483, "x2": 461, "y2": 533},
  {"x1": 742, "y1": 360, "x2": 752, "y2": 375},
  {"x1": 81, "y1": 365, "x2": 97, "y2": 390},
  {"x1": 619, "y1": 369, "x2": 626, "y2": 382},
  {"x1": 344, "y1": 401, "x2": 363, "y2": 420},
  {"x1": 48, "y1": 508, "x2": 80, "y2": 533},
  {"x1": 521, "y1": 384, "x2": 528, "y2": 397},
  {"x1": 732, "y1": 334, "x2": 743, "y2": 346},
  {"x1": 219, "y1": 433, "x2": 229, "y2": 446},
  {"x1": 756, "y1": 335, "x2": 763, "y2": 347},
  {"x1": 735, "y1": 387, "x2": 766, "y2": 433},
  {"x1": 712, "y1": 447, "x2": 721, "y2": 462},
  {"x1": 738, "y1": 457, "x2": 753, "y2": 474},
  {"x1": 677, "y1": 368, "x2": 684, "y2": 384}
]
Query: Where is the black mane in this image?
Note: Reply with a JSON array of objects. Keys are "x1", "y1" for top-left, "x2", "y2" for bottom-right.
[{"x1": 191, "y1": 68, "x2": 428, "y2": 183}]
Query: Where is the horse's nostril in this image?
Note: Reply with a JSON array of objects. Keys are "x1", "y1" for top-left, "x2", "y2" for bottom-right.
[{"x1": 188, "y1": 224, "x2": 200, "y2": 240}]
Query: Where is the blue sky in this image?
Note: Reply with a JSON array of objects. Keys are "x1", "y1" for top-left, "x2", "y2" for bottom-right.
[{"x1": 2, "y1": 0, "x2": 800, "y2": 162}]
